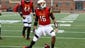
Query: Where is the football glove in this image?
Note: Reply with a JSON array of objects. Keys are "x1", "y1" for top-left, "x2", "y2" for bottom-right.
[
  {"x1": 54, "y1": 22, "x2": 58, "y2": 28},
  {"x1": 32, "y1": 13, "x2": 36, "y2": 16},
  {"x1": 19, "y1": 12, "x2": 23, "y2": 17}
]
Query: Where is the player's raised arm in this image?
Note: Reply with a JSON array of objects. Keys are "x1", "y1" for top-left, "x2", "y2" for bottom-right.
[
  {"x1": 13, "y1": 3, "x2": 23, "y2": 16},
  {"x1": 50, "y1": 9, "x2": 58, "y2": 32}
]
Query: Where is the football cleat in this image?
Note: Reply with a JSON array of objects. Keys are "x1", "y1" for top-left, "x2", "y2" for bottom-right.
[
  {"x1": 22, "y1": 34, "x2": 25, "y2": 38},
  {"x1": 26, "y1": 37, "x2": 30, "y2": 40},
  {"x1": 44, "y1": 43, "x2": 50, "y2": 48}
]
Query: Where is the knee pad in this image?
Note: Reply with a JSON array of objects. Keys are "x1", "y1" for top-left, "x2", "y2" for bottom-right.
[
  {"x1": 33, "y1": 36, "x2": 38, "y2": 42},
  {"x1": 51, "y1": 32, "x2": 56, "y2": 37}
]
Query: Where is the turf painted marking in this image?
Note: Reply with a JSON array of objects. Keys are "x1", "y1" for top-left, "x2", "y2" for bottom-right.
[
  {"x1": 57, "y1": 30, "x2": 64, "y2": 33},
  {"x1": 1, "y1": 36, "x2": 85, "y2": 40},
  {"x1": 61, "y1": 14, "x2": 79, "y2": 21},
  {"x1": 0, "y1": 46, "x2": 56, "y2": 48},
  {"x1": 57, "y1": 14, "x2": 80, "y2": 34},
  {"x1": 59, "y1": 24, "x2": 71, "y2": 26},
  {"x1": 2, "y1": 30, "x2": 85, "y2": 34},
  {"x1": 51, "y1": 24, "x2": 71, "y2": 27},
  {"x1": 0, "y1": 46, "x2": 47, "y2": 48},
  {"x1": 0, "y1": 20, "x2": 21, "y2": 24},
  {"x1": 0, "y1": 46, "x2": 22, "y2": 48},
  {"x1": 57, "y1": 20, "x2": 73, "y2": 23}
]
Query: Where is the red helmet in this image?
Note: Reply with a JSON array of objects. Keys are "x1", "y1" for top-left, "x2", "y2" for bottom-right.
[{"x1": 44, "y1": 44, "x2": 50, "y2": 48}]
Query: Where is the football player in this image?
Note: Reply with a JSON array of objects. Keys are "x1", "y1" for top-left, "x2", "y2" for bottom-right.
[
  {"x1": 24, "y1": 0, "x2": 58, "y2": 48},
  {"x1": 14, "y1": 0, "x2": 35, "y2": 40}
]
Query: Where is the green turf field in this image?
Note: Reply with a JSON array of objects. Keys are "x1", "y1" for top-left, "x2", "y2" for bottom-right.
[{"x1": 0, "y1": 12, "x2": 85, "y2": 48}]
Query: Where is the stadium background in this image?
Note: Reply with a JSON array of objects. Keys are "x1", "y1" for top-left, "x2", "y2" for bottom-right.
[{"x1": 0, "y1": 0, "x2": 85, "y2": 13}]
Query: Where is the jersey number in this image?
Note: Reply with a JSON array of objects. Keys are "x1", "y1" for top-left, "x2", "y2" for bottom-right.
[
  {"x1": 40, "y1": 16, "x2": 46, "y2": 22},
  {"x1": 24, "y1": 7, "x2": 30, "y2": 12}
]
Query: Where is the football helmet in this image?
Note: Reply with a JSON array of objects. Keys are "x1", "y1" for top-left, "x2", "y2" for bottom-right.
[
  {"x1": 44, "y1": 43, "x2": 50, "y2": 48},
  {"x1": 24, "y1": 0, "x2": 30, "y2": 3},
  {"x1": 37, "y1": 0, "x2": 46, "y2": 9}
]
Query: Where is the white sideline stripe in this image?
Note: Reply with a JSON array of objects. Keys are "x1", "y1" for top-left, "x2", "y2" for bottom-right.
[
  {"x1": 64, "y1": 32, "x2": 85, "y2": 33},
  {"x1": 0, "y1": 20, "x2": 21, "y2": 23},
  {"x1": 2, "y1": 30, "x2": 85, "y2": 33},
  {"x1": 2, "y1": 30, "x2": 64, "y2": 33},
  {"x1": 61, "y1": 14, "x2": 79, "y2": 21},
  {"x1": 1, "y1": 36, "x2": 85, "y2": 39},
  {"x1": 2, "y1": 36, "x2": 22, "y2": 38},
  {"x1": 57, "y1": 30, "x2": 64, "y2": 33},
  {"x1": 59, "y1": 24, "x2": 71, "y2": 26},
  {"x1": 51, "y1": 24, "x2": 71, "y2": 27},
  {"x1": 0, "y1": 46, "x2": 22, "y2": 48},
  {"x1": 2, "y1": 30, "x2": 21, "y2": 31},
  {"x1": 57, "y1": 20, "x2": 73, "y2": 23}
]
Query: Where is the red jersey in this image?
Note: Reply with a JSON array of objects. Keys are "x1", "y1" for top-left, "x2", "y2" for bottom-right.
[
  {"x1": 35, "y1": 7, "x2": 51, "y2": 25},
  {"x1": 14, "y1": 0, "x2": 33, "y2": 15}
]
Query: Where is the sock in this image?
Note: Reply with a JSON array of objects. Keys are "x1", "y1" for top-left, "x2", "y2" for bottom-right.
[
  {"x1": 27, "y1": 27, "x2": 31, "y2": 39},
  {"x1": 29, "y1": 40, "x2": 35, "y2": 48},
  {"x1": 51, "y1": 36, "x2": 56, "y2": 48},
  {"x1": 51, "y1": 44, "x2": 54, "y2": 48},
  {"x1": 22, "y1": 26, "x2": 27, "y2": 36}
]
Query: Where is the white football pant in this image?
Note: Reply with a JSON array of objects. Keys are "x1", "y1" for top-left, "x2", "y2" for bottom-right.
[
  {"x1": 35, "y1": 24, "x2": 56, "y2": 38},
  {"x1": 22, "y1": 14, "x2": 32, "y2": 27}
]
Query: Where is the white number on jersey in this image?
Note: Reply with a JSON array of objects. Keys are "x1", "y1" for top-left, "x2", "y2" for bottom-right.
[{"x1": 40, "y1": 16, "x2": 46, "y2": 22}]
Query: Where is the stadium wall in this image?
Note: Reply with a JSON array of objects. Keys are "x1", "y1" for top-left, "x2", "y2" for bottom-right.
[{"x1": 0, "y1": 0, "x2": 85, "y2": 13}]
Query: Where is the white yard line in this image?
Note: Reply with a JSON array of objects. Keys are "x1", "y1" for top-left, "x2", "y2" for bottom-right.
[
  {"x1": 56, "y1": 14, "x2": 80, "y2": 33},
  {"x1": 0, "y1": 20, "x2": 21, "y2": 24},
  {"x1": 57, "y1": 30, "x2": 64, "y2": 33},
  {"x1": 2, "y1": 36, "x2": 22, "y2": 38},
  {"x1": 51, "y1": 24, "x2": 71, "y2": 27},
  {"x1": 59, "y1": 24, "x2": 71, "y2": 26},
  {"x1": 57, "y1": 20, "x2": 73, "y2": 23},
  {"x1": 60, "y1": 14, "x2": 79, "y2": 21},
  {"x1": 0, "y1": 46, "x2": 57, "y2": 48},
  {"x1": 64, "y1": 32, "x2": 85, "y2": 33},
  {"x1": 1, "y1": 36, "x2": 85, "y2": 40},
  {"x1": 0, "y1": 46, "x2": 46, "y2": 48},
  {"x1": 2, "y1": 29, "x2": 65, "y2": 33},
  {"x1": 0, "y1": 46, "x2": 22, "y2": 48},
  {"x1": 2, "y1": 30, "x2": 85, "y2": 34},
  {"x1": 2, "y1": 30, "x2": 21, "y2": 31}
]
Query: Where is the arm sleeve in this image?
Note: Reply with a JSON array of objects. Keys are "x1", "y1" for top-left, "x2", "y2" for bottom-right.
[
  {"x1": 17, "y1": 5, "x2": 22, "y2": 13},
  {"x1": 32, "y1": 3, "x2": 35, "y2": 13},
  {"x1": 17, "y1": 5, "x2": 23, "y2": 16},
  {"x1": 48, "y1": 8, "x2": 55, "y2": 20},
  {"x1": 34, "y1": 15, "x2": 38, "y2": 26},
  {"x1": 49, "y1": 8, "x2": 58, "y2": 28},
  {"x1": 50, "y1": 12, "x2": 55, "y2": 20}
]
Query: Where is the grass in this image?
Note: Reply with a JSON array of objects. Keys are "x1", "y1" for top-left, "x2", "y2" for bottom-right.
[{"x1": 0, "y1": 12, "x2": 85, "y2": 48}]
